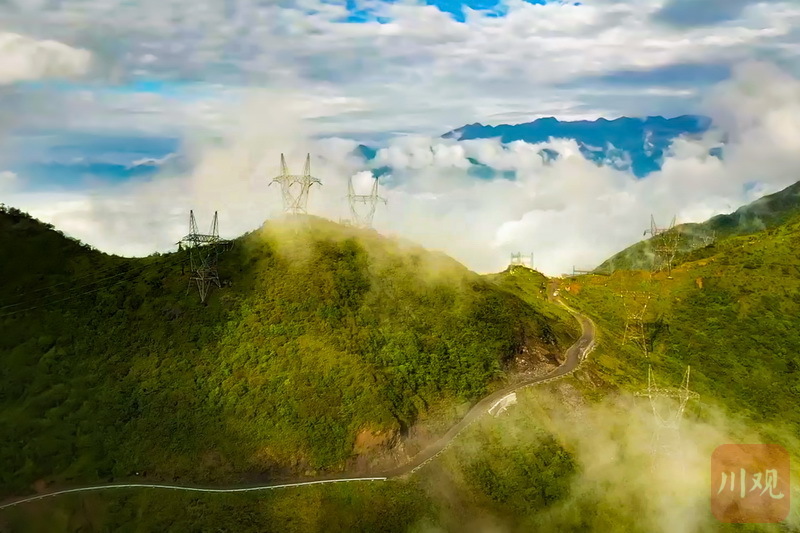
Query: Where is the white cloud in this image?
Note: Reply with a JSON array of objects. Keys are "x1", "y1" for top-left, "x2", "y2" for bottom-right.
[
  {"x1": 0, "y1": 0, "x2": 799, "y2": 330},
  {"x1": 0, "y1": 0, "x2": 798, "y2": 136},
  {"x1": 0, "y1": 32, "x2": 91, "y2": 84},
  {"x1": 6, "y1": 61, "x2": 800, "y2": 278},
  {"x1": 0, "y1": 170, "x2": 19, "y2": 193},
  {"x1": 2, "y1": 0, "x2": 800, "y2": 273}
]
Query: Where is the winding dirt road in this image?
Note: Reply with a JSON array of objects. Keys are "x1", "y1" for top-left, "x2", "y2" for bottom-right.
[{"x1": 0, "y1": 287, "x2": 596, "y2": 511}]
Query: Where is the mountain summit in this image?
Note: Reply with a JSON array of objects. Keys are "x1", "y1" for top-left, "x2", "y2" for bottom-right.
[
  {"x1": 352, "y1": 116, "x2": 714, "y2": 179},
  {"x1": 442, "y1": 115, "x2": 712, "y2": 177}
]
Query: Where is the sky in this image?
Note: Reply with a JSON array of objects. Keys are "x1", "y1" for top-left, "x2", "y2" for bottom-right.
[{"x1": 1, "y1": 0, "x2": 800, "y2": 275}]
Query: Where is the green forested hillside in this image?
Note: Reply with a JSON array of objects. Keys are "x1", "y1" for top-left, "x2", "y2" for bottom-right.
[
  {"x1": 595, "y1": 179, "x2": 800, "y2": 273},
  {"x1": 5, "y1": 196, "x2": 800, "y2": 532},
  {"x1": 563, "y1": 210, "x2": 800, "y2": 455},
  {"x1": 0, "y1": 206, "x2": 577, "y2": 496}
]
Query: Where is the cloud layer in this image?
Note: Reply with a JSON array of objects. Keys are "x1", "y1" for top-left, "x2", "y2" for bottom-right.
[
  {"x1": 3, "y1": 61, "x2": 800, "y2": 277},
  {"x1": 0, "y1": 32, "x2": 91, "y2": 85},
  {"x1": 1, "y1": 0, "x2": 799, "y2": 138}
]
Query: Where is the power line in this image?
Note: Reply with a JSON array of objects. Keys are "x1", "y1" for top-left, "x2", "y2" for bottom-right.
[
  {"x1": 1, "y1": 258, "x2": 129, "y2": 303},
  {"x1": 0, "y1": 266, "x2": 134, "y2": 311},
  {"x1": 0, "y1": 252, "x2": 187, "y2": 311},
  {"x1": 0, "y1": 282, "x2": 126, "y2": 319},
  {"x1": 0, "y1": 255, "x2": 183, "y2": 319},
  {"x1": 0, "y1": 258, "x2": 170, "y2": 311}
]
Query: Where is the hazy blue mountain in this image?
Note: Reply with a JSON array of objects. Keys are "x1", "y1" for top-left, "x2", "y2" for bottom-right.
[
  {"x1": 443, "y1": 115, "x2": 712, "y2": 177},
  {"x1": 353, "y1": 115, "x2": 715, "y2": 179},
  {"x1": 9, "y1": 132, "x2": 184, "y2": 189}
]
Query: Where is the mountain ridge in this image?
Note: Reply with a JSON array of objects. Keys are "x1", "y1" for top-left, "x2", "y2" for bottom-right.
[
  {"x1": 353, "y1": 115, "x2": 714, "y2": 179},
  {"x1": 0, "y1": 206, "x2": 578, "y2": 496},
  {"x1": 594, "y1": 179, "x2": 800, "y2": 273},
  {"x1": 442, "y1": 115, "x2": 712, "y2": 178},
  {"x1": 442, "y1": 114, "x2": 711, "y2": 140}
]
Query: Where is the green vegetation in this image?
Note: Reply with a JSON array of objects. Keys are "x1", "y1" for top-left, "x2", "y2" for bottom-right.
[
  {"x1": 563, "y1": 211, "x2": 800, "y2": 456},
  {"x1": 433, "y1": 388, "x2": 579, "y2": 531},
  {"x1": 486, "y1": 266, "x2": 577, "y2": 349},
  {"x1": 0, "y1": 385, "x2": 583, "y2": 533},
  {"x1": 0, "y1": 206, "x2": 577, "y2": 498},
  {"x1": 0, "y1": 482, "x2": 435, "y2": 533},
  {"x1": 595, "y1": 179, "x2": 800, "y2": 273},
  {"x1": 6, "y1": 186, "x2": 800, "y2": 532}
]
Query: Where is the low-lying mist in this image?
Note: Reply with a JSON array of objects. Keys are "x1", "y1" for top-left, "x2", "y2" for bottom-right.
[
  {"x1": 416, "y1": 381, "x2": 800, "y2": 533},
  {"x1": 5, "y1": 62, "x2": 800, "y2": 277}
]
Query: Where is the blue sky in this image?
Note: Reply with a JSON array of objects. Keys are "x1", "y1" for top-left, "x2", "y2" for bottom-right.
[{"x1": 341, "y1": 0, "x2": 562, "y2": 22}]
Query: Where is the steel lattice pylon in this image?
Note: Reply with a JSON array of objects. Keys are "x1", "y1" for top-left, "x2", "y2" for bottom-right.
[
  {"x1": 510, "y1": 252, "x2": 534, "y2": 270},
  {"x1": 643, "y1": 215, "x2": 680, "y2": 277},
  {"x1": 620, "y1": 290, "x2": 653, "y2": 357},
  {"x1": 270, "y1": 153, "x2": 321, "y2": 215},
  {"x1": 698, "y1": 228, "x2": 717, "y2": 248},
  {"x1": 178, "y1": 210, "x2": 231, "y2": 303},
  {"x1": 685, "y1": 227, "x2": 717, "y2": 253},
  {"x1": 635, "y1": 365, "x2": 699, "y2": 458},
  {"x1": 347, "y1": 174, "x2": 386, "y2": 228},
  {"x1": 572, "y1": 266, "x2": 594, "y2": 275}
]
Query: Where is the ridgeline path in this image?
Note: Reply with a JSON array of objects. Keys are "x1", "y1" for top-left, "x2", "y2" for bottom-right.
[{"x1": 0, "y1": 286, "x2": 596, "y2": 511}]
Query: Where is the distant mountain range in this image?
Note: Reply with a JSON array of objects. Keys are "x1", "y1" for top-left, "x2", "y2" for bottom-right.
[{"x1": 354, "y1": 115, "x2": 716, "y2": 179}]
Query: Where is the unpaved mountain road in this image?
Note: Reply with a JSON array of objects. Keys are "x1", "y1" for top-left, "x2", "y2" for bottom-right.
[{"x1": 0, "y1": 285, "x2": 596, "y2": 511}]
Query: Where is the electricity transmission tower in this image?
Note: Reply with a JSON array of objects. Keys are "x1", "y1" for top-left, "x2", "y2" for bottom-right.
[
  {"x1": 572, "y1": 266, "x2": 594, "y2": 275},
  {"x1": 700, "y1": 229, "x2": 717, "y2": 247},
  {"x1": 178, "y1": 210, "x2": 231, "y2": 303},
  {"x1": 510, "y1": 252, "x2": 534, "y2": 270},
  {"x1": 346, "y1": 174, "x2": 386, "y2": 228},
  {"x1": 620, "y1": 290, "x2": 652, "y2": 357},
  {"x1": 684, "y1": 227, "x2": 717, "y2": 252},
  {"x1": 643, "y1": 215, "x2": 680, "y2": 277},
  {"x1": 269, "y1": 153, "x2": 321, "y2": 215},
  {"x1": 635, "y1": 365, "x2": 699, "y2": 458}
]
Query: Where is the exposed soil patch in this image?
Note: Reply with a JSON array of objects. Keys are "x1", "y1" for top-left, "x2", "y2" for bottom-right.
[
  {"x1": 507, "y1": 342, "x2": 561, "y2": 380},
  {"x1": 353, "y1": 427, "x2": 398, "y2": 455}
]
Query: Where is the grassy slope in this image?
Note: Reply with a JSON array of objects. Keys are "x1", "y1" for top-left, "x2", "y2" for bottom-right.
[
  {"x1": 596, "y1": 179, "x2": 800, "y2": 273},
  {"x1": 0, "y1": 207, "x2": 578, "y2": 497},
  {"x1": 562, "y1": 213, "x2": 800, "y2": 455}
]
